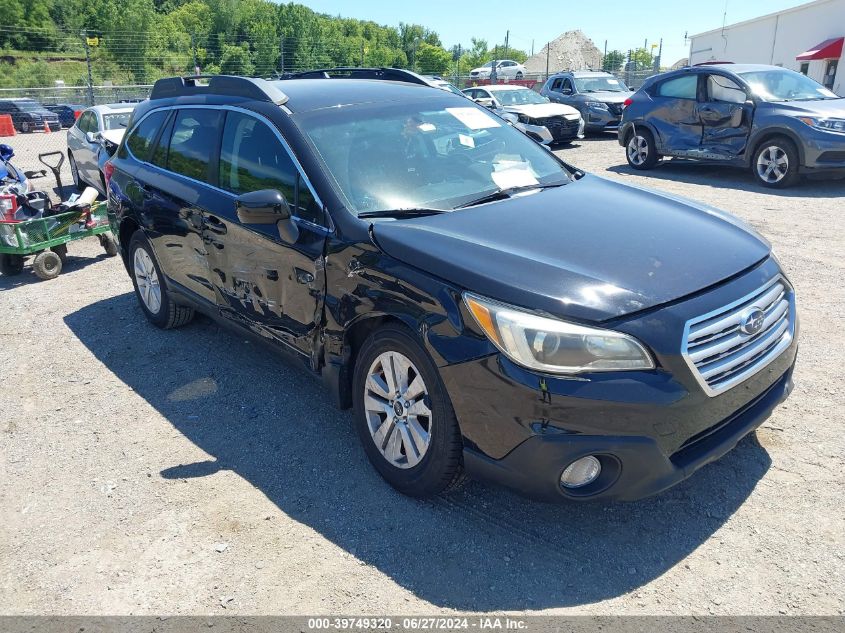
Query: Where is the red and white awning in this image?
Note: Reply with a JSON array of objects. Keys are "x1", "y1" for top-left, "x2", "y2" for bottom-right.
[{"x1": 796, "y1": 37, "x2": 843, "y2": 61}]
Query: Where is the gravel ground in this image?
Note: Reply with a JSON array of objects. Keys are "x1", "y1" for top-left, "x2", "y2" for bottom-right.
[{"x1": 1, "y1": 132, "x2": 844, "y2": 616}]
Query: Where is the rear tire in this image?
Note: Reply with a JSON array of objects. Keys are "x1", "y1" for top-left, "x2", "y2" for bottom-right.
[
  {"x1": 515, "y1": 71, "x2": 524, "y2": 79},
  {"x1": 0, "y1": 254, "x2": 24, "y2": 276},
  {"x1": 353, "y1": 324, "x2": 465, "y2": 498},
  {"x1": 625, "y1": 128, "x2": 659, "y2": 170},
  {"x1": 32, "y1": 250, "x2": 62, "y2": 280},
  {"x1": 68, "y1": 153, "x2": 83, "y2": 191},
  {"x1": 128, "y1": 231, "x2": 194, "y2": 329},
  {"x1": 752, "y1": 137, "x2": 800, "y2": 188},
  {"x1": 100, "y1": 233, "x2": 118, "y2": 257},
  {"x1": 51, "y1": 244, "x2": 68, "y2": 264}
]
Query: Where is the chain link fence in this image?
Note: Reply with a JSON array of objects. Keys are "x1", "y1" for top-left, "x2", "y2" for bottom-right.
[{"x1": 1, "y1": 24, "x2": 662, "y2": 200}]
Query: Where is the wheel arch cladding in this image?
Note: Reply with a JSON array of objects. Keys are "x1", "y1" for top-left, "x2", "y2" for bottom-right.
[
  {"x1": 749, "y1": 128, "x2": 805, "y2": 166},
  {"x1": 118, "y1": 217, "x2": 140, "y2": 271},
  {"x1": 322, "y1": 246, "x2": 480, "y2": 409}
]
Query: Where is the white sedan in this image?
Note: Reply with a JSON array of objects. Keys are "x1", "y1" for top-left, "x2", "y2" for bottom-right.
[
  {"x1": 67, "y1": 103, "x2": 136, "y2": 195},
  {"x1": 463, "y1": 85, "x2": 585, "y2": 144},
  {"x1": 469, "y1": 60, "x2": 526, "y2": 80}
]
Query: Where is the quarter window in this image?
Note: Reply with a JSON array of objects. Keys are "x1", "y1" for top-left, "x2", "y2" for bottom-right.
[
  {"x1": 125, "y1": 110, "x2": 168, "y2": 161},
  {"x1": 165, "y1": 109, "x2": 222, "y2": 182},
  {"x1": 656, "y1": 75, "x2": 699, "y2": 99}
]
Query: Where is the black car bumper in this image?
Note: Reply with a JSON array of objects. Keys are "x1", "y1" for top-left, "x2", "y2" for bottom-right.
[{"x1": 462, "y1": 365, "x2": 793, "y2": 501}]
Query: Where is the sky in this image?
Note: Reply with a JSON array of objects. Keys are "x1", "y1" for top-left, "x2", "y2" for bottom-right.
[{"x1": 298, "y1": 0, "x2": 812, "y2": 66}]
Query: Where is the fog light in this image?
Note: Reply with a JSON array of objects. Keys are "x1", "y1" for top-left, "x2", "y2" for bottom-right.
[{"x1": 560, "y1": 456, "x2": 601, "y2": 489}]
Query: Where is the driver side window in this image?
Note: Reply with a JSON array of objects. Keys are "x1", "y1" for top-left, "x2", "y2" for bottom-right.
[
  {"x1": 562, "y1": 79, "x2": 574, "y2": 93},
  {"x1": 706, "y1": 75, "x2": 747, "y2": 104}
]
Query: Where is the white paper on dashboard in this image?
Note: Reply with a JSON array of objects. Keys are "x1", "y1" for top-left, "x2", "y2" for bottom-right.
[
  {"x1": 446, "y1": 107, "x2": 502, "y2": 129},
  {"x1": 491, "y1": 168, "x2": 538, "y2": 189}
]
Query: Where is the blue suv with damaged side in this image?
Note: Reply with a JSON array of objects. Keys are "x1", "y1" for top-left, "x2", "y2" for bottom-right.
[
  {"x1": 107, "y1": 72, "x2": 798, "y2": 502},
  {"x1": 619, "y1": 64, "x2": 845, "y2": 187}
]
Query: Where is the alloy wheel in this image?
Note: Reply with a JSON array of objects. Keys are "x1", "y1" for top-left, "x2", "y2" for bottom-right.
[
  {"x1": 133, "y1": 247, "x2": 162, "y2": 314},
  {"x1": 756, "y1": 145, "x2": 789, "y2": 184},
  {"x1": 363, "y1": 351, "x2": 432, "y2": 469},
  {"x1": 627, "y1": 135, "x2": 649, "y2": 166}
]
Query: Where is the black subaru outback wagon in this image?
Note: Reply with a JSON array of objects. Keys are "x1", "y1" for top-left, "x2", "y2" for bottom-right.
[{"x1": 107, "y1": 71, "x2": 797, "y2": 502}]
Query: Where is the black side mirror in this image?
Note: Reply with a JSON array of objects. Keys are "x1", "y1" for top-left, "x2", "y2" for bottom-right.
[
  {"x1": 235, "y1": 189, "x2": 291, "y2": 224},
  {"x1": 562, "y1": 88, "x2": 573, "y2": 95}
]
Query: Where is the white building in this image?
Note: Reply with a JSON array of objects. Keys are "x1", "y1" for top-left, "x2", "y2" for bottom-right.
[{"x1": 688, "y1": 0, "x2": 844, "y2": 94}]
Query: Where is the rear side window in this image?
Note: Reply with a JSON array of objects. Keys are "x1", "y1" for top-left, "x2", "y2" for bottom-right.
[
  {"x1": 126, "y1": 110, "x2": 168, "y2": 161},
  {"x1": 166, "y1": 109, "x2": 223, "y2": 182},
  {"x1": 656, "y1": 75, "x2": 698, "y2": 99}
]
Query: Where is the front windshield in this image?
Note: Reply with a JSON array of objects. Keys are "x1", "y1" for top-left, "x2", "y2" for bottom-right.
[
  {"x1": 573, "y1": 76, "x2": 628, "y2": 93},
  {"x1": 739, "y1": 69, "x2": 838, "y2": 101},
  {"x1": 493, "y1": 89, "x2": 549, "y2": 106},
  {"x1": 103, "y1": 112, "x2": 132, "y2": 129},
  {"x1": 480, "y1": 61, "x2": 495, "y2": 68},
  {"x1": 298, "y1": 99, "x2": 570, "y2": 214},
  {"x1": 437, "y1": 82, "x2": 464, "y2": 96}
]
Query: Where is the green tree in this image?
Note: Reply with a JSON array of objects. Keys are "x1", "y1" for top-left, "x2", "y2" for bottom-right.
[
  {"x1": 415, "y1": 42, "x2": 451, "y2": 75},
  {"x1": 628, "y1": 47, "x2": 654, "y2": 70},
  {"x1": 219, "y1": 42, "x2": 253, "y2": 75},
  {"x1": 603, "y1": 50, "x2": 625, "y2": 72}
]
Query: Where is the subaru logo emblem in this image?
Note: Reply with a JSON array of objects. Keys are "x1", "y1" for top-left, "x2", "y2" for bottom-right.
[{"x1": 740, "y1": 307, "x2": 765, "y2": 336}]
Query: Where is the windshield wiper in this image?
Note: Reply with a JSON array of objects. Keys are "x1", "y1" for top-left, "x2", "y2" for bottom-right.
[
  {"x1": 456, "y1": 182, "x2": 568, "y2": 209},
  {"x1": 358, "y1": 208, "x2": 448, "y2": 219}
]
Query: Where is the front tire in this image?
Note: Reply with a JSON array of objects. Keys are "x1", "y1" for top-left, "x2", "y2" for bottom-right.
[
  {"x1": 128, "y1": 231, "x2": 194, "y2": 329},
  {"x1": 752, "y1": 137, "x2": 800, "y2": 188},
  {"x1": 625, "y1": 129, "x2": 659, "y2": 169},
  {"x1": 32, "y1": 250, "x2": 62, "y2": 280},
  {"x1": 20, "y1": 120, "x2": 31, "y2": 134},
  {"x1": 353, "y1": 324, "x2": 464, "y2": 497}
]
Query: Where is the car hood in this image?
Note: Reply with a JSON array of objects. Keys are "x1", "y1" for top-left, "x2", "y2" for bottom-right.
[
  {"x1": 579, "y1": 90, "x2": 633, "y2": 103},
  {"x1": 370, "y1": 175, "x2": 770, "y2": 322},
  {"x1": 504, "y1": 103, "x2": 581, "y2": 119},
  {"x1": 773, "y1": 98, "x2": 845, "y2": 117}
]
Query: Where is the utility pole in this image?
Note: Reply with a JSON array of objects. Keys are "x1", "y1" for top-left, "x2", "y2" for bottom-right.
[
  {"x1": 412, "y1": 38, "x2": 418, "y2": 72},
  {"x1": 603, "y1": 39, "x2": 607, "y2": 71},
  {"x1": 655, "y1": 37, "x2": 663, "y2": 71},
  {"x1": 531, "y1": 39, "x2": 534, "y2": 56},
  {"x1": 545, "y1": 42, "x2": 550, "y2": 80},
  {"x1": 83, "y1": 33, "x2": 94, "y2": 107},
  {"x1": 190, "y1": 33, "x2": 199, "y2": 75},
  {"x1": 279, "y1": 35, "x2": 285, "y2": 74},
  {"x1": 504, "y1": 30, "x2": 509, "y2": 59},
  {"x1": 360, "y1": 40, "x2": 365, "y2": 67}
]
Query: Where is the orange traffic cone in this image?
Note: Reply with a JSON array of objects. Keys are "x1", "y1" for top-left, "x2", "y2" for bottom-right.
[{"x1": 43, "y1": 120, "x2": 51, "y2": 134}]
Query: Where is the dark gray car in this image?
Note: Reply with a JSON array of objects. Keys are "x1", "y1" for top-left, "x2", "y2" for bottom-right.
[
  {"x1": 541, "y1": 71, "x2": 632, "y2": 133},
  {"x1": 618, "y1": 64, "x2": 845, "y2": 188}
]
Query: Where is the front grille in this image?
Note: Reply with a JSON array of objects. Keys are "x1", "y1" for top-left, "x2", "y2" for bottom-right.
[
  {"x1": 818, "y1": 150, "x2": 845, "y2": 163},
  {"x1": 534, "y1": 116, "x2": 580, "y2": 140},
  {"x1": 682, "y1": 276, "x2": 795, "y2": 396},
  {"x1": 606, "y1": 103, "x2": 623, "y2": 116}
]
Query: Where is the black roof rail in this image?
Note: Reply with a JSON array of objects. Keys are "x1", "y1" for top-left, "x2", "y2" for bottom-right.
[
  {"x1": 278, "y1": 67, "x2": 430, "y2": 87},
  {"x1": 150, "y1": 75, "x2": 289, "y2": 105}
]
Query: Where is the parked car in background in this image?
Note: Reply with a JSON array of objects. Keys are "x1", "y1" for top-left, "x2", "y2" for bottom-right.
[
  {"x1": 541, "y1": 70, "x2": 632, "y2": 133},
  {"x1": 0, "y1": 99, "x2": 61, "y2": 133},
  {"x1": 108, "y1": 74, "x2": 797, "y2": 502},
  {"x1": 68, "y1": 103, "x2": 137, "y2": 195},
  {"x1": 470, "y1": 60, "x2": 526, "y2": 80},
  {"x1": 419, "y1": 75, "x2": 465, "y2": 96},
  {"x1": 44, "y1": 104, "x2": 86, "y2": 128},
  {"x1": 619, "y1": 64, "x2": 845, "y2": 187},
  {"x1": 463, "y1": 85, "x2": 584, "y2": 144}
]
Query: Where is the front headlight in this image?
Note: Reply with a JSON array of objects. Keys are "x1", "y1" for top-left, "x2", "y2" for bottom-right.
[
  {"x1": 586, "y1": 101, "x2": 609, "y2": 111},
  {"x1": 517, "y1": 113, "x2": 532, "y2": 124},
  {"x1": 798, "y1": 116, "x2": 845, "y2": 133},
  {"x1": 464, "y1": 293, "x2": 655, "y2": 374}
]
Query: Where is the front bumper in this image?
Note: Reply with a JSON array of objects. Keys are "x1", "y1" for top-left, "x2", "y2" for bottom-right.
[
  {"x1": 516, "y1": 122, "x2": 554, "y2": 145},
  {"x1": 463, "y1": 365, "x2": 793, "y2": 501},
  {"x1": 584, "y1": 107, "x2": 622, "y2": 132},
  {"x1": 800, "y1": 128, "x2": 845, "y2": 173},
  {"x1": 440, "y1": 258, "x2": 798, "y2": 501}
]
